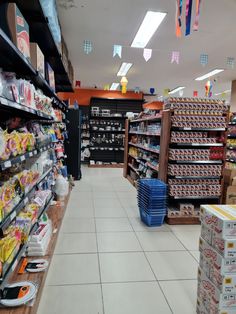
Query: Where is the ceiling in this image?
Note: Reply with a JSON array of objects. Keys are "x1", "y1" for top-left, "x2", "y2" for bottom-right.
[{"x1": 56, "y1": 0, "x2": 236, "y2": 99}]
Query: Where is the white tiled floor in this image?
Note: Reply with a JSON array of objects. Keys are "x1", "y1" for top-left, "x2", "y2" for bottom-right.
[{"x1": 38, "y1": 167, "x2": 200, "y2": 314}]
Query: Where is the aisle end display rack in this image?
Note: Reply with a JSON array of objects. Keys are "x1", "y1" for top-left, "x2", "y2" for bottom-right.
[{"x1": 124, "y1": 97, "x2": 229, "y2": 225}]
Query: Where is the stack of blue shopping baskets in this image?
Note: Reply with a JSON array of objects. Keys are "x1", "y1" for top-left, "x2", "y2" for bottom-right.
[{"x1": 137, "y1": 179, "x2": 167, "y2": 227}]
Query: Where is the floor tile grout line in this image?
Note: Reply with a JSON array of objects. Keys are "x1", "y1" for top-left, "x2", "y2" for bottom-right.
[
  {"x1": 94, "y1": 203, "x2": 106, "y2": 314},
  {"x1": 130, "y1": 217, "x2": 174, "y2": 314},
  {"x1": 46, "y1": 279, "x2": 159, "y2": 287}
]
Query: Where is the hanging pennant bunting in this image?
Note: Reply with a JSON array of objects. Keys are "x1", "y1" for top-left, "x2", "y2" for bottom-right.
[
  {"x1": 205, "y1": 80, "x2": 212, "y2": 98},
  {"x1": 103, "y1": 84, "x2": 110, "y2": 91},
  {"x1": 75, "y1": 80, "x2": 81, "y2": 88},
  {"x1": 134, "y1": 87, "x2": 140, "y2": 94},
  {"x1": 175, "y1": 0, "x2": 182, "y2": 38},
  {"x1": 227, "y1": 57, "x2": 235, "y2": 69},
  {"x1": 221, "y1": 92, "x2": 226, "y2": 99},
  {"x1": 164, "y1": 89, "x2": 170, "y2": 97},
  {"x1": 171, "y1": 51, "x2": 180, "y2": 64},
  {"x1": 150, "y1": 88, "x2": 155, "y2": 95},
  {"x1": 179, "y1": 90, "x2": 184, "y2": 97},
  {"x1": 120, "y1": 77, "x2": 128, "y2": 94},
  {"x1": 200, "y1": 54, "x2": 208, "y2": 66},
  {"x1": 83, "y1": 40, "x2": 93, "y2": 54},
  {"x1": 193, "y1": 91, "x2": 198, "y2": 97},
  {"x1": 193, "y1": 0, "x2": 202, "y2": 31},
  {"x1": 113, "y1": 45, "x2": 122, "y2": 58},
  {"x1": 185, "y1": 0, "x2": 193, "y2": 36},
  {"x1": 143, "y1": 49, "x2": 152, "y2": 62}
]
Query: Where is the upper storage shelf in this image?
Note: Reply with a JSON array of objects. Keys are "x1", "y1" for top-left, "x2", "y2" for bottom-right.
[{"x1": 14, "y1": 0, "x2": 73, "y2": 92}]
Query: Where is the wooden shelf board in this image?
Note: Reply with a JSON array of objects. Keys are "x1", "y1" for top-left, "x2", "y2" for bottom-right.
[
  {"x1": 166, "y1": 216, "x2": 200, "y2": 225},
  {"x1": 0, "y1": 192, "x2": 71, "y2": 314}
]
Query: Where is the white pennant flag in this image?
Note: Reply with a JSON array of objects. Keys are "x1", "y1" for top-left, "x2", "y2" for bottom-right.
[{"x1": 143, "y1": 49, "x2": 152, "y2": 62}]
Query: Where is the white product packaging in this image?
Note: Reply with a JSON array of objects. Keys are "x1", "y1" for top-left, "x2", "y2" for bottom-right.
[
  {"x1": 197, "y1": 298, "x2": 236, "y2": 314},
  {"x1": 200, "y1": 205, "x2": 236, "y2": 238},
  {"x1": 201, "y1": 224, "x2": 236, "y2": 258},
  {"x1": 198, "y1": 267, "x2": 236, "y2": 309},
  {"x1": 199, "y1": 237, "x2": 236, "y2": 275}
]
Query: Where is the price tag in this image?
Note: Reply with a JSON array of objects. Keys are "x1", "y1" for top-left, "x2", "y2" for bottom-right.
[
  {"x1": 34, "y1": 150, "x2": 37, "y2": 155},
  {"x1": 184, "y1": 128, "x2": 192, "y2": 131},
  {"x1": 10, "y1": 211, "x2": 16, "y2": 221},
  {"x1": 4, "y1": 160, "x2": 11, "y2": 168},
  {"x1": 11, "y1": 259, "x2": 18, "y2": 272},
  {"x1": 20, "y1": 155, "x2": 25, "y2": 161},
  {"x1": 34, "y1": 197, "x2": 44, "y2": 207},
  {"x1": 24, "y1": 197, "x2": 29, "y2": 205},
  {"x1": 29, "y1": 152, "x2": 33, "y2": 157},
  {"x1": 193, "y1": 144, "x2": 200, "y2": 146}
]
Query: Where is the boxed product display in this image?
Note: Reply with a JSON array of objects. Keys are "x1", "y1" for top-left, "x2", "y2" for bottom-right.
[
  {"x1": 0, "y1": 3, "x2": 30, "y2": 60},
  {"x1": 30, "y1": 43, "x2": 45, "y2": 77},
  {"x1": 200, "y1": 205, "x2": 236, "y2": 238},
  {"x1": 45, "y1": 63, "x2": 55, "y2": 91}
]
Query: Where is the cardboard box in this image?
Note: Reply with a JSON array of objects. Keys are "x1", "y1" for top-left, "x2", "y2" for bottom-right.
[
  {"x1": 201, "y1": 224, "x2": 236, "y2": 258},
  {"x1": 197, "y1": 298, "x2": 236, "y2": 314},
  {"x1": 227, "y1": 186, "x2": 236, "y2": 205},
  {"x1": 199, "y1": 237, "x2": 236, "y2": 275},
  {"x1": 0, "y1": 3, "x2": 30, "y2": 60},
  {"x1": 30, "y1": 43, "x2": 45, "y2": 77},
  {"x1": 198, "y1": 267, "x2": 236, "y2": 309},
  {"x1": 224, "y1": 169, "x2": 236, "y2": 186},
  {"x1": 200, "y1": 205, "x2": 236, "y2": 238}
]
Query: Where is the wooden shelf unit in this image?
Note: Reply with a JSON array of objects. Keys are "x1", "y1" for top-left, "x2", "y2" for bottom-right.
[{"x1": 124, "y1": 98, "x2": 229, "y2": 225}]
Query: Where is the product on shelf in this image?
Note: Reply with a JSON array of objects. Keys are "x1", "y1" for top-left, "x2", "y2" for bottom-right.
[
  {"x1": 168, "y1": 164, "x2": 222, "y2": 177},
  {"x1": 0, "y1": 3, "x2": 30, "y2": 60},
  {"x1": 197, "y1": 204, "x2": 236, "y2": 313},
  {"x1": 30, "y1": 43, "x2": 45, "y2": 78},
  {"x1": 169, "y1": 148, "x2": 224, "y2": 161}
]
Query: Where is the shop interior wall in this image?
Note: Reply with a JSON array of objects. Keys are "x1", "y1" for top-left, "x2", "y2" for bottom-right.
[{"x1": 58, "y1": 89, "x2": 144, "y2": 107}]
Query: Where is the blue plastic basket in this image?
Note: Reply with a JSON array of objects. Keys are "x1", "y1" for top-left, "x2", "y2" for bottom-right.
[{"x1": 139, "y1": 209, "x2": 165, "y2": 227}]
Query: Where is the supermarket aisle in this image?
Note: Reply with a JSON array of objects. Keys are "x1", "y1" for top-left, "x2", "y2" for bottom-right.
[{"x1": 38, "y1": 167, "x2": 200, "y2": 314}]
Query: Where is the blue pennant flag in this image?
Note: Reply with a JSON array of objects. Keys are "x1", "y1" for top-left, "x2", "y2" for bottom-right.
[
  {"x1": 83, "y1": 40, "x2": 93, "y2": 54},
  {"x1": 113, "y1": 45, "x2": 122, "y2": 58}
]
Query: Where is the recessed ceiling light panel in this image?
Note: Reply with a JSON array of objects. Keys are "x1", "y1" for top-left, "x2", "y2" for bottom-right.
[
  {"x1": 168, "y1": 86, "x2": 186, "y2": 95},
  {"x1": 195, "y1": 69, "x2": 224, "y2": 81},
  {"x1": 131, "y1": 11, "x2": 167, "y2": 48},
  {"x1": 117, "y1": 62, "x2": 133, "y2": 76}
]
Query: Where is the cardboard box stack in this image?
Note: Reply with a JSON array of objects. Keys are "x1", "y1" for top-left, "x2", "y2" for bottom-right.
[
  {"x1": 197, "y1": 204, "x2": 236, "y2": 314},
  {"x1": 223, "y1": 169, "x2": 236, "y2": 204}
]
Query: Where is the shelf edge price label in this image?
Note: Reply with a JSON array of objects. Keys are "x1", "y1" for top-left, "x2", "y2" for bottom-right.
[
  {"x1": 11, "y1": 259, "x2": 18, "y2": 272},
  {"x1": 20, "y1": 155, "x2": 25, "y2": 161},
  {"x1": 29, "y1": 152, "x2": 33, "y2": 157},
  {"x1": 4, "y1": 160, "x2": 11, "y2": 168},
  {"x1": 10, "y1": 211, "x2": 16, "y2": 221},
  {"x1": 24, "y1": 197, "x2": 29, "y2": 205},
  {"x1": 184, "y1": 128, "x2": 192, "y2": 131}
]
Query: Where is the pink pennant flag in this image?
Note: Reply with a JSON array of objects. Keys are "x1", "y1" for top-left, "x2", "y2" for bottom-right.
[
  {"x1": 143, "y1": 49, "x2": 152, "y2": 62},
  {"x1": 171, "y1": 51, "x2": 180, "y2": 64}
]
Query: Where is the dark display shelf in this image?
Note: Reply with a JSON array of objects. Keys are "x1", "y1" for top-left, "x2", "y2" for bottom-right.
[
  {"x1": 14, "y1": 0, "x2": 73, "y2": 92},
  {"x1": 168, "y1": 175, "x2": 221, "y2": 180},
  {"x1": 0, "y1": 167, "x2": 52, "y2": 236},
  {"x1": 228, "y1": 135, "x2": 236, "y2": 139},
  {"x1": 0, "y1": 143, "x2": 53, "y2": 171},
  {"x1": 169, "y1": 195, "x2": 220, "y2": 200},
  {"x1": 0, "y1": 30, "x2": 67, "y2": 111},
  {"x1": 169, "y1": 160, "x2": 223, "y2": 165},
  {"x1": 130, "y1": 116, "x2": 161, "y2": 123},
  {"x1": 129, "y1": 131, "x2": 161, "y2": 136},
  {"x1": 171, "y1": 143, "x2": 224, "y2": 147},
  {"x1": 90, "y1": 115, "x2": 126, "y2": 120},
  {"x1": 90, "y1": 129, "x2": 125, "y2": 133},
  {"x1": 172, "y1": 127, "x2": 226, "y2": 131},
  {"x1": 128, "y1": 143, "x2": 160, "y2": 154},
  {"x1": 226, "y1": 159, "x2": 236, "y2": 163}
]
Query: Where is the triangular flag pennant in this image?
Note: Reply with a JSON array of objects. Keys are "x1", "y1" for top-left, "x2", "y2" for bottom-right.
[
  {"x1": 150, "y1": 88, "x2": 155, "y2": 95},
  {"x1": 221, "y1": 92, "x2": 226, "y2": 99},
  {"x1": 113, "y1": 45, "x2": 122, "y2": 58},
  {"x1": 171, "y1": 51, "x2": 180, "y2": 64},
  {"x1": 164, "y1": 89, "x2": 170, "y2": 97},
  {"x1": 227, "y1": 57, "x2": 235, "y2": 69},
  {"x1": 134, "y1": 87, "x2": 140, "y2": 94},
  {"x1": 185, "y1": 0, "x2": 193, "y2": 36},
  {"x1": 143, "y1": 49, "x2": 152, "y2": 62},
  {"x1": 103, "y1": 84, "x2": 110, "y2": 91},
  {"x1": 83, "y1": 40, "x2": 93, "y2": 54},
  {"x1": 193, "y1": 0, "x2": 202, "y2": 31},
  {"x1": 193, "y1": 91, "x2": 198, "y2": 97},
  {"x1": 200, "y1": 54, "x2": 208, "y2": 66}
]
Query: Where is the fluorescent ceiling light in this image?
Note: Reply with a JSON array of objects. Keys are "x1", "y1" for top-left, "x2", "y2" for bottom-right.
[
  {"x1": 131, "y1": 11, "x2": 167, "y2": 48},
  {"x1": 110, "y1": 83, "x2": 120, "y2": 91},
  {"x1": 169, "y1": 86, "x2": 186, "y2": 95},
  {"x1": 117, "y1": 62, "x2": 133, "y2": 76},
  {"x1": 195, "y1": 69, "x2": 224, "y2": 81},
  {"x1": 215, "y1": 89, "x2": 231, "y2": 96}
]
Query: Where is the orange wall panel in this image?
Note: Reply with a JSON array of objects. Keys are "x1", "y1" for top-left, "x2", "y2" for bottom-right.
[{"x1": 58, "y1": 88, "x2": 143, "y2": 106}]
